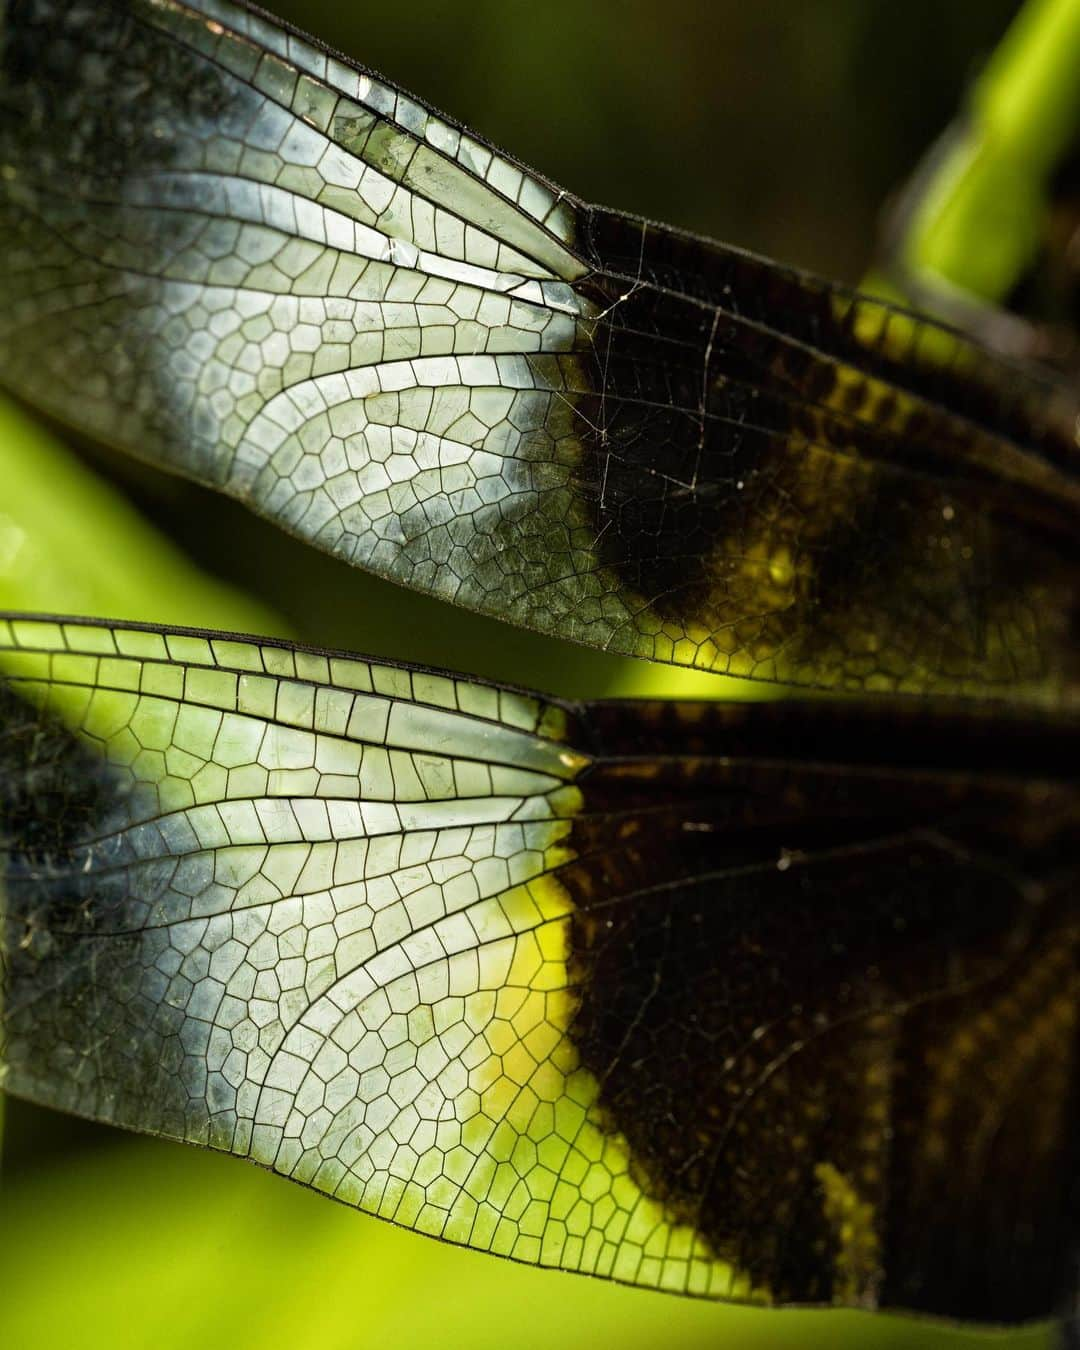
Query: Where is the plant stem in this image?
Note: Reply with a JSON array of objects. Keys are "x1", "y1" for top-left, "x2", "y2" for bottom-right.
[{"x1": 872, "y1": 0, "x2": 1080, "y2": 307}]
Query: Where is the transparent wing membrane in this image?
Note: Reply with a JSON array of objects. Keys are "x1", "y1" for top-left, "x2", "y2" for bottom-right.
[
  {"x1": 1, "y1": 0, "x2": 1078, "y2": 697},
  {"x1": 1, "y1": 617, "x2": 1077, "y2": 1320}
]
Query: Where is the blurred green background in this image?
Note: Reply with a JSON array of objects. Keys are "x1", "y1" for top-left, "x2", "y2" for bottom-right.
[{"x1": 0, "y1": 1, "x2": 1062, "y2": 1347}]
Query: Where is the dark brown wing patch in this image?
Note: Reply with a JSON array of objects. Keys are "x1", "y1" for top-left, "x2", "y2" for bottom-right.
[
  {"x1": 573, "y1": 212, "x2": 1080, "y2": 696},
  {"x1": 561, "y1": 698, "x2": 1080, "y2": 1318}
]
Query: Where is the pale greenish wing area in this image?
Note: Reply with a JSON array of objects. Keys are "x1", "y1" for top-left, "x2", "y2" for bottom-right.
[{"x1": 0, "y1": 617, "x2": 748, "y2": 1297}]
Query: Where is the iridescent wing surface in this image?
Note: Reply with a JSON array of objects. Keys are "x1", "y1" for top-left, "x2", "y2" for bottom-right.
[
  {"x1": 1, "y1": 616, "x2": 1076, "y2": 1321},
  {"x1": 1, "y1": 0, "x2": 1079, "y2": 699}
]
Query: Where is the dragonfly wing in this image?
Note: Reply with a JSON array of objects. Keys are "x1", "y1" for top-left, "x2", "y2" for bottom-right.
[
  {"x1": 1, "y1": 0, "x2": 1079, "y2": 698},
  {"x1": 2, "y1": 617, "x2": 1076, "y2": 1320}
]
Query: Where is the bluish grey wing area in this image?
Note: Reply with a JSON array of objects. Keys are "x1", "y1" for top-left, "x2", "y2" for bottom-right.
[
  {"x1": 0, "y1": 0, "x2": 601, "y2": 614},
  {"x1": 0, "y1": 616, "x2": 747, "y2": 1297}
]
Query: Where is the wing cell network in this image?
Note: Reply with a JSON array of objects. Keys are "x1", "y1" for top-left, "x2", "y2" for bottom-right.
[
  {"x1": 1, "y1": 617, "x2": 1077, "y2": 1321},
  {"x1": 1, "y1": 0, "x2": 1078, "y2": 698}
]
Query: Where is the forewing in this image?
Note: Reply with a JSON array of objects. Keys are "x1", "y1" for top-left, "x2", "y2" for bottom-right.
[
  {"x1": 2, "y1": 0, "x2": 1079, "y2": 698},
  {"x1": 1, "y1": 617, "x2": 1076, "y2": 1319}
]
